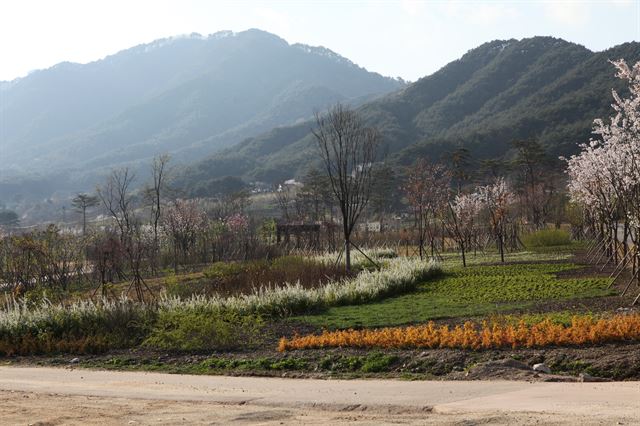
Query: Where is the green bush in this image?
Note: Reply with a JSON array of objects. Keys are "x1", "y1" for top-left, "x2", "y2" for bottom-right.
[
  {"x1": 522, "y1": 229, "x2": 571, "y2": 248},
  {"x1": 203, "y1": 262, "x2": 244, "y2": 280},
  {"x1": 143, "y1": 309, "x2": 264, "y2": 351}
]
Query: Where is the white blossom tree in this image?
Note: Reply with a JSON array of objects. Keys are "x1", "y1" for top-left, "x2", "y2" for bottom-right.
[
  {"x1": 478, "y1": 177, "x2": 514, "y2": 263},
  {"x1": 564, "y1": 59, "x2": 640, "y2": 303},
  {"x1": 446, "y1": 192, "x2": 483, "y2": 267}
]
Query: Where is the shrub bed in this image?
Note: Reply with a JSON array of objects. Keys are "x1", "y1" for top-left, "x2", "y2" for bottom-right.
[
  {"x1": 278, "y1": 314, "x2": 640, "y2": 351},
  {"x1": 163, "y1": 257, "x2": 441, "y2": 317},
  {"x1": 0, "y1": 297, "x2": 154, "y2": 356},
  {"x1": 0, "y1": 257, "x2": 440, "y2": 355}
]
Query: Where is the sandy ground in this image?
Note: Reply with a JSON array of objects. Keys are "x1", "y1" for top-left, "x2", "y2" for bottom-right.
[{"x1": 0, "y1": 366, "x2": 639, "y2": 425}]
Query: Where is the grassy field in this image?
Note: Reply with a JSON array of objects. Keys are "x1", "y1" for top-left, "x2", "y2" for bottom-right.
[
  {"x1": 292, "y1": 260, "x2": 614, "y2": 329},
  {"x1": 6, "y1": 242, "x2": 640, "y2": 380}
]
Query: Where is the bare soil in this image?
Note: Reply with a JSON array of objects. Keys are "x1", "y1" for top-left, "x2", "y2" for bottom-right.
[
  {"x1": 8, "y1": 340, "x2": 640, "y2": 382},
  {"x1": 1, "y1": 367, "x2": 638, "y2": 425}
]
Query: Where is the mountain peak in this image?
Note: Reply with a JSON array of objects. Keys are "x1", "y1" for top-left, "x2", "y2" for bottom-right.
[
  {"x1": 0, "y1": 29, "x2": 402, "y2": 195},
  {"x1": 292, "y1": 43, "x2": 354, "y2": 66}
]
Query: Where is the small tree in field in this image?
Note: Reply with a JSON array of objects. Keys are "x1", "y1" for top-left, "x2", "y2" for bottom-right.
[
  {"x1": 312, "y1": 104, "x2": 380, "y2": 271},
  {"x1": 446, "y1": 192, "x2": 483, "y2": 267},
  {"x1": 403, "y1": 159, "x2": 450, "y2": 260},
  {"x1": 71, "y1": 193, "x2": 99, "y2": 236},
  {"x1": 478, "y1": 177, "x2": 514, "y2": 263},
  {"x1": 163, "y1": 199, "x2": 206, "y2": 272},
  {"x1": 97, "y1": 168, "x2": 153, "y2": 301},
  {"x1": 146, "y1": 154, "x2": 171, "y2": 268}
]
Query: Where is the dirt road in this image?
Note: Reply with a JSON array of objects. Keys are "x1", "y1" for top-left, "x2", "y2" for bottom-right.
[{"x1": 0, "y1": 366, "x2": 638, "y2": 425}]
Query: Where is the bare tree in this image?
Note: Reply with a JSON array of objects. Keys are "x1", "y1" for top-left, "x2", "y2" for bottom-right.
[
  {"x1": 71, "y1": 193, "x2": 99, "y2": 235},
  {"x1": 447, "y1": 147, "x2": 472, "y2": 194},
  {"x1": 403, "y1": 159, "x2": 450, "y2": 260},
  {"x1": 146, "y1": 154, "x2": 171, "y2": 269},
  {"x1": 97, "y1": 168, "x2": 153, "y2": 301},
  {"x1": 312, "y1": 104, "x2": 380, "y2": 271},
  {"x1": 96, "y1": 168, "x2": 136, "y2": 241},
  {"x1": 511, "y1": 139, "x2": 552, "y2": 229}
]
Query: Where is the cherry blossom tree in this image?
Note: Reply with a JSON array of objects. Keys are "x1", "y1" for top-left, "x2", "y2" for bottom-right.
[
  {"x1": 478, "y1": 177, "x2": 514, "y2": 263},
  {"x1": 564, "y1": 59, "x2": 640, "y2": 303},
  {"x1": 163, "y1": 199, "x2": 207, "y2": 272},
  {"x1": 565, "y1": 60, "x2": 640, "y2": 266},
  {"x1": 446, "y1": 192, "x2": 483, "y2": 267}
]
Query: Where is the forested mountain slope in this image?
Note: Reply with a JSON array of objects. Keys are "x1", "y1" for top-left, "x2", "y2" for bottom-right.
[
  {"x1": 0, "y1": 29, "x2": 401, "y2": 198},
  {"x1": 180, "y1": 37, "x2": 640, "y2": 193}
]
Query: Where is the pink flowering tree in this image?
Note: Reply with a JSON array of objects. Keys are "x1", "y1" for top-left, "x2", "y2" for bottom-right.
[
  {"x1": 163, "y1": 199, "x2": 207, "y2": 271},
  {"x1": 224, "y1": 213, "x2": 251, "y2": 260},
  {"x1": 225, "y1": 213, "x2": 249, "y2": 234}
]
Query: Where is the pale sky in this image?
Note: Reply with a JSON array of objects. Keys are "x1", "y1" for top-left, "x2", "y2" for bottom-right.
[{"x1": 0, "y1": 0, "x2": 638, "y2": 82}]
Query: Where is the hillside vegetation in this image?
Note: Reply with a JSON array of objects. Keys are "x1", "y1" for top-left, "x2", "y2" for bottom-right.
[
  {"x1": 0, "y1": 29, "x2": 402, "y2": 200},
  {"x1": 180, "y1": 37, "x2": 640, "y2": 189}
]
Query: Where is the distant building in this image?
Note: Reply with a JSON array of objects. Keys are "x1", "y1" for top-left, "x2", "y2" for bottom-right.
[
  {"x1": 284, "y1": 178, "x2": 302, "y2": 187},
  {"x1": 358, "y1": 221, "x2": 381, "y2": 233}
]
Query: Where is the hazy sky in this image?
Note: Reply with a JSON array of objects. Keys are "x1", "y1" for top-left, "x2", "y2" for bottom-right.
[{"x1": 1, "y1": 0, "x2": 638, "y2": 82}]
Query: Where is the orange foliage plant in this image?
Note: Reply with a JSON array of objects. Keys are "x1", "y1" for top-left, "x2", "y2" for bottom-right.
[{"x1": 278, "y1": 314, "x2": 640, "y2": 351}]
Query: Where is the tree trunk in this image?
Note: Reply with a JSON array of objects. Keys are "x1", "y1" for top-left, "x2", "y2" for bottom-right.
[
  {"x1": 461, "y1": 243, "x2": 467, "y2": 267},
  {"x1": 82, "y1": 207, "x2": 87, "y2": 236},
  {"x1": 345, "y1": 238, "x2": 351, "y2": 272},
  {"x1": 173, "y1": 243, "x2": 178, "y2": 274}
]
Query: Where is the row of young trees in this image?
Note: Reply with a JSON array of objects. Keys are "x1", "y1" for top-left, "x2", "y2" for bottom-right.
[
  {"x1": 403, "y1": 161, "x2": 518, "y2": 266},
  {"x1": 565, "y1": 59, "x2": 640, "y2": 304},
  {"x1": 272, "y1": 104, "x2": 564, "y2": 270}
]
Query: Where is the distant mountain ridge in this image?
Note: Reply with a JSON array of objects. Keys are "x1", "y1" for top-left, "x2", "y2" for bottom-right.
[
  {"x1": 178, "y1": 36, "x2": 640, "y2": 193},
  {"x1": 0, "y1": 29, "x2": 403, "y2": 193}
]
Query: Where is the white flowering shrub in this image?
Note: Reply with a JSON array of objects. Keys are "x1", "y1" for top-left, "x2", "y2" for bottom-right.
[
  {"x1": 158, "y1": 257, "x2": 440, "y2": 317},
  {"x1": 0, "y1": 257, "x2": 441, "y2": 353}
]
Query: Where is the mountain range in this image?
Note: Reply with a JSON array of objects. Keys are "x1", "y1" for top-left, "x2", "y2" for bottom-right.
[
  {"x1": 0, "y1": 29, "x2": 402, "y2": 200},
  {"x1": 179, "y1": 36, "x2": 640, "y2": 195},
  {"x1": 1, "y1": 31, "x2": 640, "y2": 204}
]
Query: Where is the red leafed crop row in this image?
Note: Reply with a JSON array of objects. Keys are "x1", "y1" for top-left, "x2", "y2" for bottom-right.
[{"x1": 278, "y1": 314, "x2": 640, "y2": 351}]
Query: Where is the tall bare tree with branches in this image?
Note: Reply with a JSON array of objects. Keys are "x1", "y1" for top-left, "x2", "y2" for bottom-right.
[
  {"x1": 71, "y1": 193, "x2": 99, "y2": 235},
  {"x1": 312, "y1": 104, "x2": 380, "y2": 271},
  {"x1": 146, "y1": 154, "x2": 171, "y2": 270},
  {"x1": 96, "y1": 168, "x2": 136, "y2": 241},
  {"x1": 96, "y1": 168, "x2": 153, "y2": 301},
  {"x1": 403, "y1": 159, "x2": 451, "y2": 260}
]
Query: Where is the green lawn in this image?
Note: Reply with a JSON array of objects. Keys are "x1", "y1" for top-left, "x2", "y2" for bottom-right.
[{"x1": 293, "y1": 262, "x2": 614, "y2": 329}]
